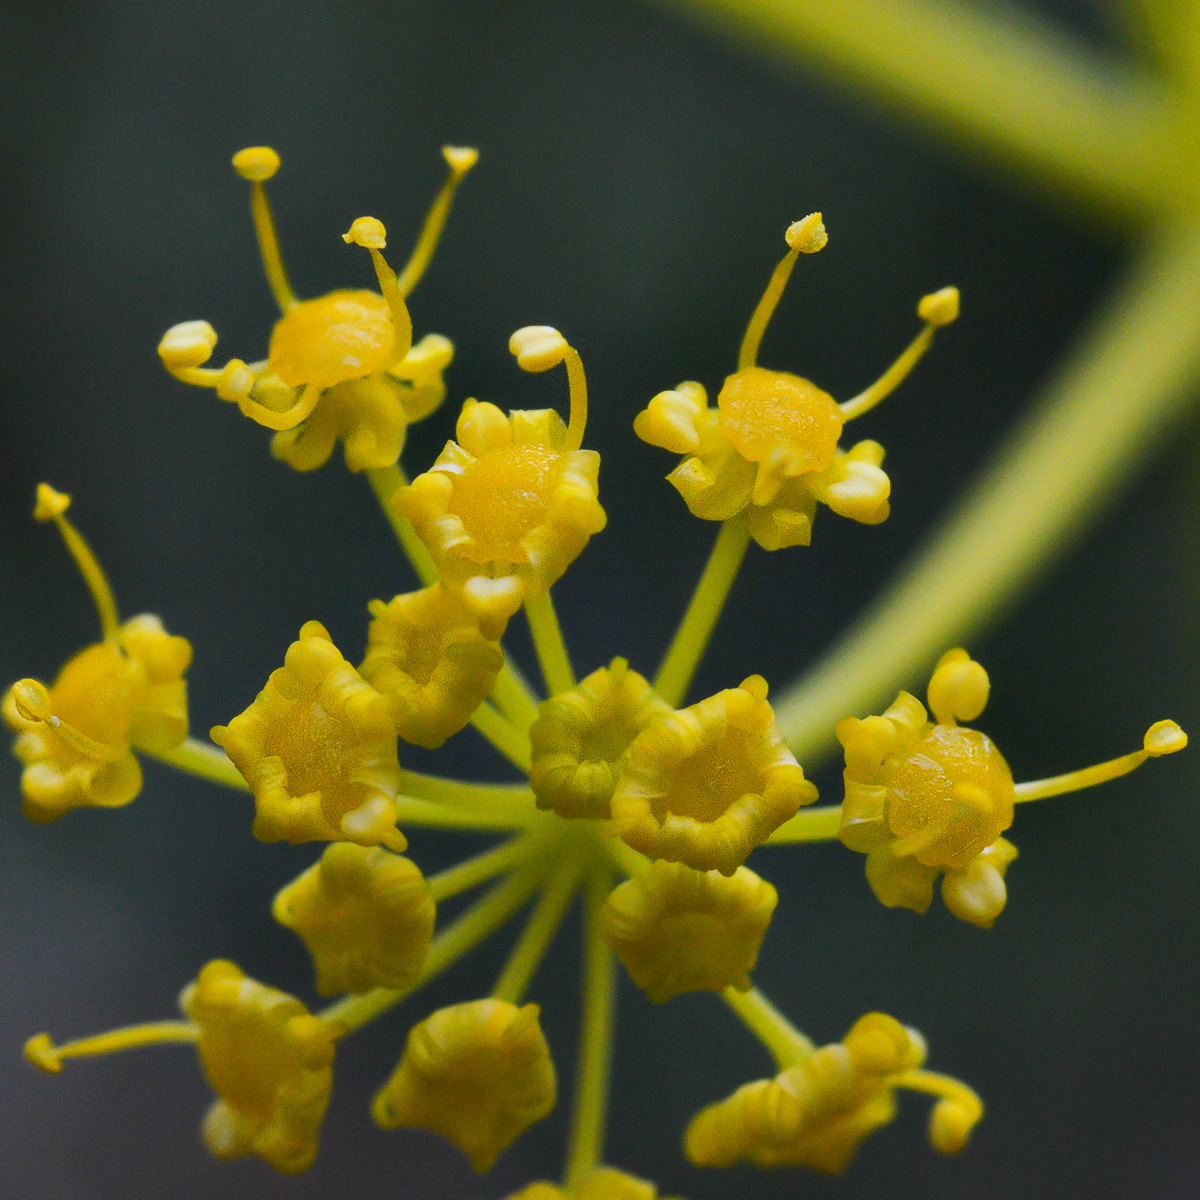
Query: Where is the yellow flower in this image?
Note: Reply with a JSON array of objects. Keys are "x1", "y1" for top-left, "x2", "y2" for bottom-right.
[
  {"x1": 3, "y1": 484, "x2": 191, "y2": 820},
  {"x1": 507, "y1": 1167, "x2": 686, "y2": 1199},
  {"x1": 611, "y1": 675, "x2": 817, "y2": 875},
  {"x1": 211, "y1": 621, "x2": 405, "y2": 849},
  {"x1": 604, "y1": 859, "x2": 777, "y2": 1002},
  {"x1": 396, "y1": 326, "x2": 606, "y2": 625},
  {"x1": 372, "y1": 998, "x2": 557, "y2": 1172},
  {"x1": 158, "y1": 145, "x2": 475, "y2": 471},
  {"x1": 837, "y1": 648, "x2": 1187, "y2": 926},
  {"x1": 359, "y1": 581, "x2": 505, "y2": 748},
  {"x1": 272, "y1": 842, "x2": 435, "y2": 996},
  {"x1": 529, "y1": 658, "x2": 672, "y2": 819},
  {"x1": 180, "y1": 959, "x2": 336, "y2": 1174},
  {"x1": 635, "y1": 214, "x2": 957, "y2": 549},
  {"x1": 685, "y1": 1012, "x2": 978, "y2": 1174}
]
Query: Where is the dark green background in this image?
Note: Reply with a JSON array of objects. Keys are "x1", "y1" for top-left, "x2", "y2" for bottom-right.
[{"x1": 2, "y1": 1, "x2": 1198, "y2": 1197}]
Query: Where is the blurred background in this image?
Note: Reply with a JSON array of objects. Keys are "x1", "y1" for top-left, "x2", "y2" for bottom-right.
[{"x1": 1, "y1": 0, "x2": 1198, "y2": 1197}]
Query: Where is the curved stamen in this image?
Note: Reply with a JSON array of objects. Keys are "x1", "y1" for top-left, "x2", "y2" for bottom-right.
[
  {"x1": 508, "y1": 326, "x2": 589, "y2": 450},
  {"x1": 737, "y1": 213, "x2": 827, "y2": 372},
  {"x1": 33, "y1": 484, "x2": 119, "y2": 641},
  {"x1": 232, "y1": 146, "x2": 296, "y2": 312},
  {"x1": 839, "y1": 286, "x2": 960, "y2": 421},
  {"x1": 25, "y1": 1022, "x2": 198, "y2": 1074},
  {"x1": 1014, "y1": 719, "x2": 1187, "y2": 802},
  {"x1": 395, "y1": 145, "x2": 479, "y2": 298},
  {"x1": 343, "y1": 217, "x2": 414, "y2": 366}
]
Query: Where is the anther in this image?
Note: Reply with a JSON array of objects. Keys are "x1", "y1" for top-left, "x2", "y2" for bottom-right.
[
  {"x1": 158, "y1": 320, "x2": 219, "y2": 372},
  {"x1": 232, "y1": 146, "x2": 281, "y2": 181}
]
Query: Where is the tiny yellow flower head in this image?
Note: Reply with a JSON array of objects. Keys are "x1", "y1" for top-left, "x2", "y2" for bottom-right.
[
  {"x1": 636, "y1": 217, "x2": 957, "y2": 549},
  {"x1": 179, "y1": 959, "x2": 336, "y2": 1175},
  {"x1": 611, "y1": 675, "x2": 817, "y2": 875},
  {"x1": 372, "y1": 998, "x2": 557, "y2": 1172},
  {"x1": 686, "y1": 1012, "x2": 973, "y2": 1174},
  {"x1": 211, "y1": 621, "x2": 405, "y2": 849},
  {"x1": 836, "y1": 650, "x2": 1015, "y2": 923},
  {"x1": 4, "y1": 485, "x2": 191, "y2": 820},
  {"x1": 604, "y1": 859, "x2": 777, "y2": 1002},
  {"x1": 272, "y1": 842, "x2": 435, "y2": 996},
  {"x1": 160, "y1": 146, "x2": 474, "y2": 471},
  {"x1": 529, "y1": 658, "x2": 672, "y2": 819},
  {"x1": 359, "y1": 582, "x2": 505, "y2": 749},
  {"x1": 507, "y1": 1167, "x2": 687, "y2": 1199},
  {"x1": 395, "y1": 327, "x2": 606, "y2": 625}
]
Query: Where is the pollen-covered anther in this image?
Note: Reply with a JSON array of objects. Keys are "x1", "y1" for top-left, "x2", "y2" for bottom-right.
[
  {"x1": 685, "y1": 1012, "x2": 934, "y2": 1174},
  {"x1": 158, "y1": 320, "x2": 219, "y2": 370},
  {"x1": 604, "y1": 859, "x2": 777, "y2": 1001},
  {"x1": 342, "y1": 216, "x2": 388, "y2": 249},
  {"x1": 506, "y1": 1167, "x2": 687, "y2": 1199},
  {"x1": 611, "y1": 675, "x2": 817, "y2": 875},
  {"x1": 231, "y1": 146, "x2": 281, "y2": 181},
  {"x1": 210, "y1": 621, "x2": 405, "y2": 849},
  {"x1": 180, "y1": 959, "x2": 336, "y2": 1174},
  {"x1": 359, "y1": 582, "x2": 504, "y2": 749},
  {"x1": 395, "y1": 395, "x2": 606, "y2": 625},
  {"x1": 4, "y1": 614, "x2": 192, "y2": 822},
  {"x1": 273, "y1": 842, "x2": 435, "y2": 995},
  {"x1": 529, "y1": 658, "x2": 671, "y2": 819},
  {"x1": 372, "y1": 999, "x2": 557, "y2": 1172}
]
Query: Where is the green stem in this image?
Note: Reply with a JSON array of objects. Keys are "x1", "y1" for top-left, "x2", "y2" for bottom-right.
[
  {"x1": 427, "y1": 837, "x2": 539, "y2": 904},
  {"x1": 563, "y1": 864, "x2": 617, "y2": 1191},
  {"x1": 525, "y1": 588, "x2": 577, "y2": 696},
  {"x1": 492, "y1": 659, "x2": 542, "y2": 729},
  {"x1": 322, "y1": 862, "x2": 546, "y2": 1034},
  {"x1": 398, "y1": 768, "x2": 533, "y2": 809},
  {"x1": 655, "y1": 516, "x2": 751, "y2": 708},
  {"x1": 492, "y1": 854, "x2": 586, "y2": 1004},
  {"x1": 722, "y1": 985, "x2": 814, "y2": 1069},
  {"x1": 148, "y1": 738, "x2": 247, "y2": 791},
  {"x1": 394, "y1": 795, "x2": 533, "y2": 832},
  {"x1": 764, "y1": 805, "x2": 844, "y2": 843},
  {"x1": 470, "y1": 701, "x2": 533, "y2": 771}
]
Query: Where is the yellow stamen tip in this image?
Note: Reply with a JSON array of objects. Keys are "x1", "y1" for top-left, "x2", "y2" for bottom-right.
[
  {"x1": 343, "y1": 216, "x2": 387, "y2": 249},
  {"x1": 509, "y1": 325, "x2": 568, "y2": 372},
  {"x1": 1143, "y1": 719, "x2": 1187, "y2": 756},
  {"x1": 33, "y1": 483, "x2": 71, "y2": 522},
  {"x1": 158, "y1": 320, "x2": 218, "y2": 370},
  {"x1": 918, "y1": 286, "x2": 960, "y2": 326},
  {"x1": 785, "y1": 212, "x2": 827, "y2": 254},
  {"x1": 442, "y1": 145, "x2": 479, "y2": 176},
  {"x1": 11, "y1": 678, "x2": 52, "y2": 724},
  {"x1": 24, "y1": 1033, "x2": 62, "y2": 1074},
  {"x1": 231, "y1": 146, "x2": 281, "y2": 181}
]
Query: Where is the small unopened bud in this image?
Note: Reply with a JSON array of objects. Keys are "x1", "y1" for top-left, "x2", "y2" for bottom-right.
[
  {"x1": 785, "y1": 213, "x2": 827, "y2": 254},
  {"x1": 509, "y1": 325, "x2": 568, "y2": 372},
  {"x1": 158, "y1": 320, "x2": 218, "y2": 370},
  {"x1": 343, "y1": 216, "x2": 387, "y2": 249},
  {"x1": 231, "y1": 146, "x2": 281, "y2": 181},
  {"x1": 918, "y1": 286, "x2": 960, "y2": 326}
]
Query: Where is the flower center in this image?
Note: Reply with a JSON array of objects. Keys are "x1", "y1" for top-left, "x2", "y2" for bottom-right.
[
  {"x1": 265, "y1": 699, "x2": 353, "y2": 801},
  {"x1": 717, "y1": 366, "x2": 843, "y2": 471},
  {"x1": 447, "y1": 443, "x2": 562, "y2": 562},
  {"x1": 886, "y1": 725, "x2": 1015, "y2": 868},
  {"x1": 51, "y1": 643, "x2": 140, "y2": 751},
  {"x1": 652, "y1": 727, "x2": 763, "y2": 825},
  {"x1": 267, "y1": 290, "x2": 395, "y2": 389}
]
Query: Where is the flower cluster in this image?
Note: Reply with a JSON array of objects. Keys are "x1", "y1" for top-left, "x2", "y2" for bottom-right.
[{"x1": 10, "y1": 145, "x2": 1186, "y2": 1198}]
